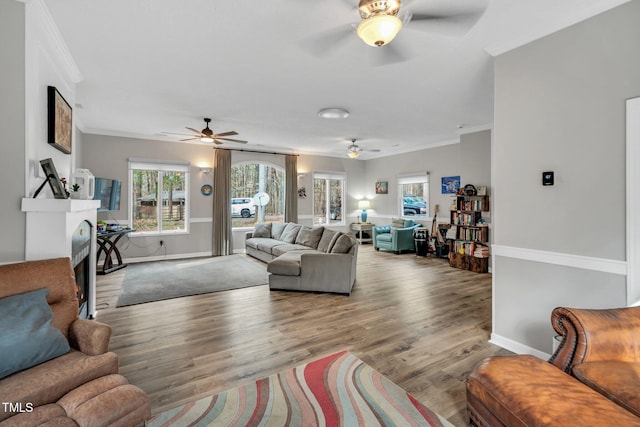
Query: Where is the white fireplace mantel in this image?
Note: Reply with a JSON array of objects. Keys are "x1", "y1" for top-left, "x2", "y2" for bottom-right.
[{"x1": 21, "y1": 197, "x2": 100, "y2": 317}]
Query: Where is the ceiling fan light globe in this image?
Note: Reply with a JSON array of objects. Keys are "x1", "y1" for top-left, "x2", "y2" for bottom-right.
[
  {"x1": 356, "y1": 14, "x2": 402, "y2": 47},
  {"x1": 201, "y1": 136, "x2": 214, "y2": 143},
  {"x1": 347, "y1": 150, "x2": 360, "y2": 159}
]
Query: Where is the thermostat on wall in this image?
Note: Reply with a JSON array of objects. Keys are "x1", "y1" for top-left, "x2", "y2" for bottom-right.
[{"x1": 542, "y1": 171, "x2": 554, "y2": 186}]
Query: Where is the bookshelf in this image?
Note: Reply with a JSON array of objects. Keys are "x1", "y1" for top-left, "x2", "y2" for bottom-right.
[{"x1": 447, "y1": 193, "x2": 490, "y2": 273}]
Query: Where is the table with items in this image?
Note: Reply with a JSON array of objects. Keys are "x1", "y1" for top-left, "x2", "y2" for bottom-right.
[{"x1": 96, "y1": 228, "x2": 134, "y2": 274}]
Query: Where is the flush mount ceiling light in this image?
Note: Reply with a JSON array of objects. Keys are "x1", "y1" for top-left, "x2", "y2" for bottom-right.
[
  {"x1": 318, "y1": 108, "x2": 350, "y2": 119},
  {"x1": 356, "y1": 0, "x2": 403, "y2": 47}
]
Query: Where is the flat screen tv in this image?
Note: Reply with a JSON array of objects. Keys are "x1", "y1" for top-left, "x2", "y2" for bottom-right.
[{"x1": 94, "y1": 178, "x2": 121, "y2": 212}]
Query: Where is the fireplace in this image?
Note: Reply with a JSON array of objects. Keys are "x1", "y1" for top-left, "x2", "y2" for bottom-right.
[
  {"x1": 22, "y1": 198, "x2": 100, "y2": 318},
  {"x1": 72, "y1": 221, "x2": 92, "y2": 319}
]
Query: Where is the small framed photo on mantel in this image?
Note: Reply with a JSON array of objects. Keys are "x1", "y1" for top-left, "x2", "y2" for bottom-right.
[{"x1": 47, "y1": 86, "x2": 73, "y2": 154}]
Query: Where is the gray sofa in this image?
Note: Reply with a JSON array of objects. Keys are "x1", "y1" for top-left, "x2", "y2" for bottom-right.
[{"x1": 245, "y1": 222, "x2": 358, "y2": 295}]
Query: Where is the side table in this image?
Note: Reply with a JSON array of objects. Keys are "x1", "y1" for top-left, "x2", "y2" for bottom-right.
[
  {"x1": 96, "y1": 228, "x2": 134, "y2": 274},
  {"x1": 350, "y1": 222, "x2": 374, "y2": 244}
]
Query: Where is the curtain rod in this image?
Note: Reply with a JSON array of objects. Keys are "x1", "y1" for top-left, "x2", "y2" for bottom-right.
[{"x1": 214, "y1": 147, "x2": 299, "y2": 157}]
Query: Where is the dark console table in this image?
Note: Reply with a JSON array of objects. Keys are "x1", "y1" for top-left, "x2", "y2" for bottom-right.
[{"x1": 96, "y1": 228, "x2": 134, "y2": 275}]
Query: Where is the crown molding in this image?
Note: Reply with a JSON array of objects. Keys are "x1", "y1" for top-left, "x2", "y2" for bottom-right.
[{"x1": 26, "y1": 0, "x2": 83, "y2": 83}]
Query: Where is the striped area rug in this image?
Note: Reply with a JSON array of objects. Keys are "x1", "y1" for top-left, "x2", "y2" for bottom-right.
[{"x1": 148, "y1": 350, "x2": 453, "y2": 427}]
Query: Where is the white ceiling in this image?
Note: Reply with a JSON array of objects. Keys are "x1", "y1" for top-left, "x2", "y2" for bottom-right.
[{"x1": 45, "y1": 0, "x2": 627, "y2": 159}]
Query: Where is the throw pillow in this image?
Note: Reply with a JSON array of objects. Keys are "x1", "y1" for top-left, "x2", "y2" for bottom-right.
[
  {"x1": 330, "y1": 234, "x2": 357, "y2": 254},
  {"x1": 271, "y1": 222, "x2": 288, "y2": 240},
  {"x1": 295, "y1": 226, "x2": 324, "y2": 249},
  {"x1": 317, "y1": 228, "x2": 341, "y2": 252},
  {"x1": 252, "y1": 222, "x2": 272, "y2": 238},
  {"x1": 0, "y1": 288, "x2": 71, "y2": 379},
  {"x1": 279, "y1": 223, "x2": 302, "y2": 243},
  {"x1": 391, "y1": 218, "x2": 406, "y2": 229}
]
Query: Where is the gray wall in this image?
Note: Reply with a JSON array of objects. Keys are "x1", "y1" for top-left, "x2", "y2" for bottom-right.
[
  {"x1": 493, "y1": 1, "x2": 640, "y2": 354},
  {"x1": 0, "y1": 2, "x2": 26, "y2": 263},
  {"x1": 80, "y1": 133, "x2": 372, "y2": 256},
  {"x1": 364, "y1": 130, "x2": 492, "y2": 227}
]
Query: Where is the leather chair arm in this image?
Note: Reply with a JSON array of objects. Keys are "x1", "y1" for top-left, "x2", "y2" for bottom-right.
[
  {"x1": 549, "y1": 306, "x2": 640, "y2": 373},
  {"x1": 68, "y1": 319, "x2": 113, "y2": 356}
]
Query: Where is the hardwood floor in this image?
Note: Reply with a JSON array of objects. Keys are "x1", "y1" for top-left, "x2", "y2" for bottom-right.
[{"x1": 95, "y1": 245, "x2": 510, "y2": 426}]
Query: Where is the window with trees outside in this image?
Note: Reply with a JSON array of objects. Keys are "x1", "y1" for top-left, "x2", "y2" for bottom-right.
[
  {"x1": 231, "y1": 162, "x2": 285, "y2": 228},
  {"x1": 129, "y1": 160, "x2": 190, "y2": 234},
  {"x1": 399, "y1": 173, "x2": 429, "y2": 217},
  {"x1": 313, "y1": 172, "x2": 345, "y2": 226}
]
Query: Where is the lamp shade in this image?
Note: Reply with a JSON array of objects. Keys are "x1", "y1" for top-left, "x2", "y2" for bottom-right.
[
  {"x1": 356, "y1": 14, "x2": 403, "y2": 47},
  {"x1": 358, "y1": 200, "x2": 371, "y2": 210}
]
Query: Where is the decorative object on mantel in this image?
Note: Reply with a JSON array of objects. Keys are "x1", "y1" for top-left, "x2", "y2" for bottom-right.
[
  {"x1": 33, "y1": 158, "x2": 68, "y2": 199},
  {"x1": 441, "y1": 176, "x2": 460, "y2": 194},
  {"x1": 47, "y1": 86, "x2": 72, "y2": 154},
  {"x1": 375, "y1": 180, "x2": 388, "y2": 194},
  {"x1": 70, "y1": 169, "x2": 95, "y2": 200}
]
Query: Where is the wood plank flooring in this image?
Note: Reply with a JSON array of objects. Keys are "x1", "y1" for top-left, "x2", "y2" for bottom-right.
[{"x1": 95, "y1": 245, "x2": 510, "y2": 426}]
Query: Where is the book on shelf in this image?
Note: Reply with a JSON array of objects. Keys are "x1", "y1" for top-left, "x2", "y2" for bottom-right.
[{"x1": 473, "y1": 244, "x2": 490, "y2": 258}]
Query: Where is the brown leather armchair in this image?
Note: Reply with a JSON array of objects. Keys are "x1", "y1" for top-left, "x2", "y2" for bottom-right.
[{"x1": 467, "y1": 306, "x2": 640, "y2": 427}]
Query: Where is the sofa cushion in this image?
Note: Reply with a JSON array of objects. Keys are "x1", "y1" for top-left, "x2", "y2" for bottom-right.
[
  {"x1": 331, "y1": 234, "x2": 357, "y2": 254},
  {"x1": 271, "y1": 222, "x2": 288, "y2": 240},
  {"x1": 317, "y1": 228, "x2": 341, "y2": 253},
  {"x1": 573, "y1": 361, "x2": 640, "y2": 417},
  {"x1": 279, "y1": 223, "x2": 302, "y2": 243},
  {"x1": 0, "y1": 288, "x2": 71, "y2": 379},
  {"x1": 267, "y1": 252, "x2": 303, "y2": 276},
  {"x1": 376, "y1": 233, "x2": 393, "y2": 243},
  {"x1": 295, "y1": 226, "x2": 324, "y2": 249},
  {"x1": 245, "y1": 237, "x2": 273, "y2": 250},
  {"x1": 256, "y1": 239, "x2": 288, "y2": 254},
  {"x1": 252, "y1": 223, "x2": 272, "y2": 238},
  {"x1": 0, "y1": 349, "x2": 119, "y2": 421},
  {"x1": 272, "y1": 244, "x2": 315, "y2": 257}
]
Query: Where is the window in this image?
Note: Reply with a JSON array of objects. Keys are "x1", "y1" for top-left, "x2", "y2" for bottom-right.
[
  {"x1": 231, "y1": 162, "x2": 284, "y2": 228},
  {"x1": 129, "y1": 159, "x2": 190, "y2": 234},
  {"x1": 313, "y1": 172, "x2": 346, "y2": 225},
  {"x1": 398, "y1": 173, "x2": 429, "y2": 217}
]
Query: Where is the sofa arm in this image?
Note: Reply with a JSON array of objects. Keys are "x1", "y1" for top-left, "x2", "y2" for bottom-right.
[
  {"x1": 373, "y1": 226, "x2": 391, "y2": 236},
  {"x1": 549, "y1": 306, "x2": 640, "y2": 373},
  {"x1": 68, "y1": 319, "x2": 112, "y2": 356},
  {"x1": 300, "y1": 253, "x2": 354, "y2": 293},
  {"x1": 245, "y1": 231, "x2": 254, "y2": 239}
]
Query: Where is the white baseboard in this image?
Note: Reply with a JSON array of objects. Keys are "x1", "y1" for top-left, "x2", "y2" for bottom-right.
[
  {"x1": 124, "y1": 251, "x2": 212, "y2": 264},
  {"x1": 490, "y1": 333, "x2": 551, "y2": 360}
]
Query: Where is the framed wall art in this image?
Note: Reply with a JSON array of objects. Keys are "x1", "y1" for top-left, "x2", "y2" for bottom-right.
[
  {"x1": 47, "y1": 86, "x2": 73, "y2": 154},
  {"x1": 375, "y1": 181, "x2": 388, "y2": 194},
  {"x1": 441, "y1": 176, "x2": 460, "y2": 194}
]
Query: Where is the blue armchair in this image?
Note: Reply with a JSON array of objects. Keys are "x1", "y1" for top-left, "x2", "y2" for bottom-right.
[{"x1": 372, "y1": 218, "x2": 422, "y2": 254}]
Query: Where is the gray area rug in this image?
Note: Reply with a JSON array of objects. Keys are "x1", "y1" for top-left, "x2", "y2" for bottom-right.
[{"x1": 116, "y1": 255, "x2": 269, "y2": 307}]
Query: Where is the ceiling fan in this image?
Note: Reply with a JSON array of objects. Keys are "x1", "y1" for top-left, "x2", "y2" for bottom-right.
[
  {"x1": 304, "y1": 0, "x2": 487, "y2": 64},
  {"x1": 164, "y1": 118, "x2": 247, "y2": 145},
  {"x1": 347, "y1": 138, "x2": 381, "y2": 159}
]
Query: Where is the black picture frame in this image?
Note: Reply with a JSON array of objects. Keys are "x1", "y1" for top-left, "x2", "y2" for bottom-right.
[
  {"x1": 47, "y1": 86, "x2": 72, "y2": 154},
  {"x1": 40, "y1": 158, "x2": 68, "y2": 199}
]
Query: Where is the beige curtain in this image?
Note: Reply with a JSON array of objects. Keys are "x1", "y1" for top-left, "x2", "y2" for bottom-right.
[
  {"x1": 285, "y1": 154, "x2": 298, "y2": 223},
  {"x1": 212, "y1": 149, "x2": 232, "y2": 256}
]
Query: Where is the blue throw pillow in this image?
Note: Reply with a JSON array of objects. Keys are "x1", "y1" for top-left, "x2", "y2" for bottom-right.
[{"x1": 0, "y1": 288, "x2": 71, "y2": 379}]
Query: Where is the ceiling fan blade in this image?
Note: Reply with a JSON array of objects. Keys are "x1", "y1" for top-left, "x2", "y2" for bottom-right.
[
  {"x1": 179, "y1": 137, "x2": 200, "y2": 142},
  {"x1": 161, "y1": 132, "x2": 198, "y2": 137},
  {"x1": 407, "y1": 9, "x2": 486, "y2": 37},
  {"x1": 215, "y1": 137, "x2": 248, "y2": 144},
  {"x1": 301, "y1": 24, "x2": 356, "y2": 58},
  {"x1": 213, "y1": 131, "x2": 238, "y2": 137},
  {"x1": 185, "y1": 127, "x2": 203, "y2": 135}
]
